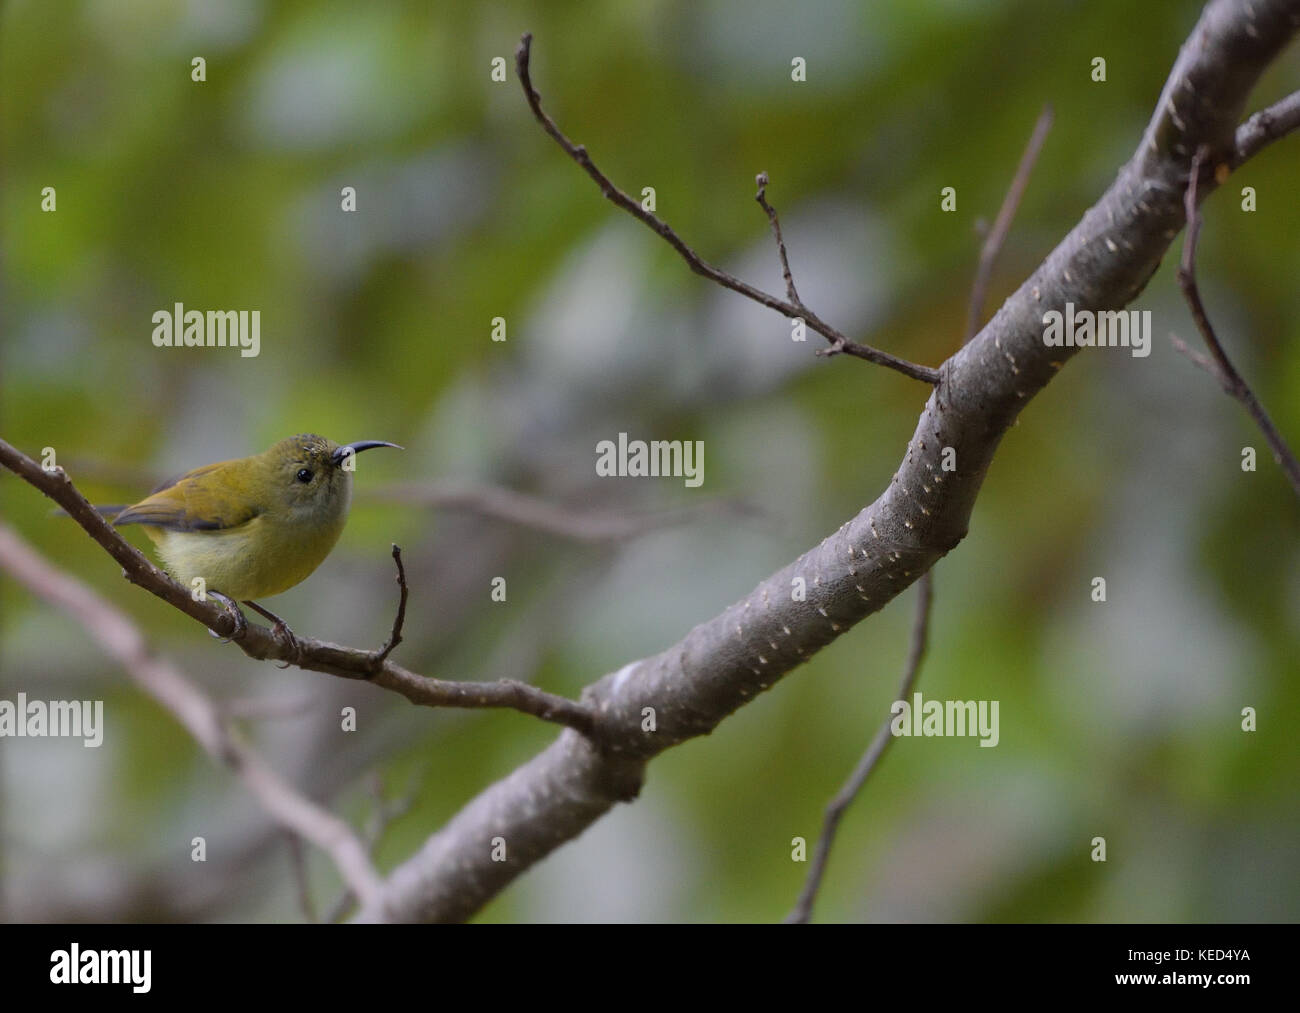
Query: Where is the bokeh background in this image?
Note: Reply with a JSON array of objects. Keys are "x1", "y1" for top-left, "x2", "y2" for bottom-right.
[{"x1": 2, "y1": 0, "x2": 1298, "y2": 922}]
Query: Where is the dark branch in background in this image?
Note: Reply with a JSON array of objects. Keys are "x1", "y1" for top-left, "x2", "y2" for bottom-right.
[
  {"x1": 965, "y1": 104, "x2": 1055, "y2": 341},
  {"x1": 0, "y1": 522, "x2": 386, "y2": 910},
  {"x1": 0, "y1": 440, "x2": 596, "y2": 738},
  {"x1": 785, "y1": 571, "x2": 932, "y2": 924},
  {"x1": 514, "y1": 33, "x2": 940, "y2": 385},
  {"x1": 286, "y1": 833, "x2": 317, "y2": 923},
  {"x1": 787, "y1": 102, "x2": 1054, "y2": 923},
  {"x1": 353, "y1": 3, "x2": 1300, "y2": 923},
  {"x1": 324, "y1": 771, "x2": 422, "y2": 923},
  {"x1": 368, "y1": 481, "x2": 757, "y2": 543},
  {"x1": 1171, "y1": 146, "x2": 1300, "y2": 498}
]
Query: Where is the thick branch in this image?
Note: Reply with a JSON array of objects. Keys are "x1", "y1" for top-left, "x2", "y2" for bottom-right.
[
  {"x1": 0, "y1": 440, "x2": 596, "y2": 737},
  {"x1": 357, "y1": 0, "x2": 1300, "y2": 922}
]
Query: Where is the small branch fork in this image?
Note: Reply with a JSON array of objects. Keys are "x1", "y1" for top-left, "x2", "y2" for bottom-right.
[
  {"x1": 754, "y1": 172, "x2": 803, "y2": 308},
  {"x1": 515, "y1": 33, "x2": 939, "y2": 386},
  {"x1": 0, "y1": 439, "x2": 598, "y2": 737},
  {"x1": 1173, "y1": 145, "x2": 1300, "y2": 499}
]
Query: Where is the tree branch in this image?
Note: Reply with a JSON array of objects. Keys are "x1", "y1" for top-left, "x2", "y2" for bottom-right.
[
  {"x1": 785, "y1": 570, "x2": 932, "y2": 924},
  {"x1": 1173, "y1": 146, "x2": 1300, "y2": 497},
  {"x1": 324, "y1": 771, "x2": 421, "y2": 923},
  {"x1": 1232, "y1": 88, "x2": 1300, "y2": 163},
  {"x1": 368, "y1": 544, "x2": 409, "y2": 671},
  {"x1": 514, "y1": 32, "x2": 940, "y2": 385},
  {"x1": 785, "y1": 96, "x2": 1055, "y2": 924},
  {"x1": 0, "y1": 521, "x2": 387, "y2": 912},
  {"x1": 353, "y1": 0, "x2": 1300, "y2": 922},
  {"x1": 0, "y1": 440, "x2": 597, "y2": 738},
  {"x1": 369, "y1": 480, "x2": 754, "y2": 543},
  {"x1": 754, "y1": 172, "x2": 803, "y2": 307},
  {"x1": 785, "y1": 97, "x2": 1051, "y2": 922}
]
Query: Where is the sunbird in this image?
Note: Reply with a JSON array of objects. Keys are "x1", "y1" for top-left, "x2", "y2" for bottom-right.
[{"x1": 98, "y1": 434, "x2": 401, "y2": 648}]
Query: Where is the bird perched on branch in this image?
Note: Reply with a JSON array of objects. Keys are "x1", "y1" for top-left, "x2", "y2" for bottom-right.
[{"x1": 96, "y1": 434, "x2": 402, "y2": 652}]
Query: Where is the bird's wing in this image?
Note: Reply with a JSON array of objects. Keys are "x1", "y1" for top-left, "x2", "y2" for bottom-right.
[{"x1": 113, "y1": 460, "x2": 262, "y2": 532}]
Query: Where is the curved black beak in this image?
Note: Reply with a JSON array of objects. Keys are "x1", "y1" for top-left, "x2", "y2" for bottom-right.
[{"x1": 332, "y1": 440, "x2": 403, "y2": 465}]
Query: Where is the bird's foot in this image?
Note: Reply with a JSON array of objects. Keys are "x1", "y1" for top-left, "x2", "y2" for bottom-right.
[
  {"x1": 244, "y1": 600, "x2": 303, "y2": 668},
  {"x1": 207, "y1": 592, "x2": 248, "y2": 643}
]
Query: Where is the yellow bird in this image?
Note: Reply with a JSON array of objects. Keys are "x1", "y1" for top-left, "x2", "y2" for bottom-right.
[{"x1": 105, "y1": 434, "x2": 401, "y2": 647}]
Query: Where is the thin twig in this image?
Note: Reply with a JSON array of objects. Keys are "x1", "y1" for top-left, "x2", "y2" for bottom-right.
[
  {"x1": 514, "y1": 33, "x2": 939, "y2": 385},
  {"x1": 0, "y1": 521, "x2": 387, "y2": 912},
  {"x1": 966, "y1": 104, "x2": 1054, "y2": 341},
  {"x1": 1167, "y1": 332, "x2": 1216, "y2": 377},
  {"x1": 324, "y1": 770, "x2": 422, "y2": 923},
  {"x1": 1174, "y1": 146, "x2": 1300, "y2": 498},
  {"x1": 754, "y1": 172, "x2": 802, "y2": 306},
  {"x1": 369, "y1": 544, "x2": 408, "y2": 672},
  {"x1": 368, "y1": 481, "x2": 757, "y2": 543},
  {"x1": 784, "y1": 571, "x2": 932, "y2": 924},
  {"x1": 0, "y1": 440, "x2": 599, "y2": 738}
]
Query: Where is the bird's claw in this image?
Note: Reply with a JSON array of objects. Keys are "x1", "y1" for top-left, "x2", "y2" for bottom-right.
[
  {"x1": 270, "y1": 621, "x2": 302, "y2": 669},
  {"x1": 207, "y1": 593, "x2": 248, "y2": 643},
  {"x1": 241, "y1": 600, "x2": 303, "y2": 668}
]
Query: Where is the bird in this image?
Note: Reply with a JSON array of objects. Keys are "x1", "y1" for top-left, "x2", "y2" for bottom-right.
[{"x1": 100, "y1": 434, "x2": 401, "y2": 653}]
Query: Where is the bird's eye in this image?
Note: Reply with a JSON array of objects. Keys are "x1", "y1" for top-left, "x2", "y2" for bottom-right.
[{"x1": 296, "y1": 468, "x2": 313, "y2": 483}]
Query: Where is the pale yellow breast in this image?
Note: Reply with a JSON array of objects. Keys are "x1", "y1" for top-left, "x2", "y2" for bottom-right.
[{"x1": 147, "y1": 512, "x2": 346, "y2": 601}]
